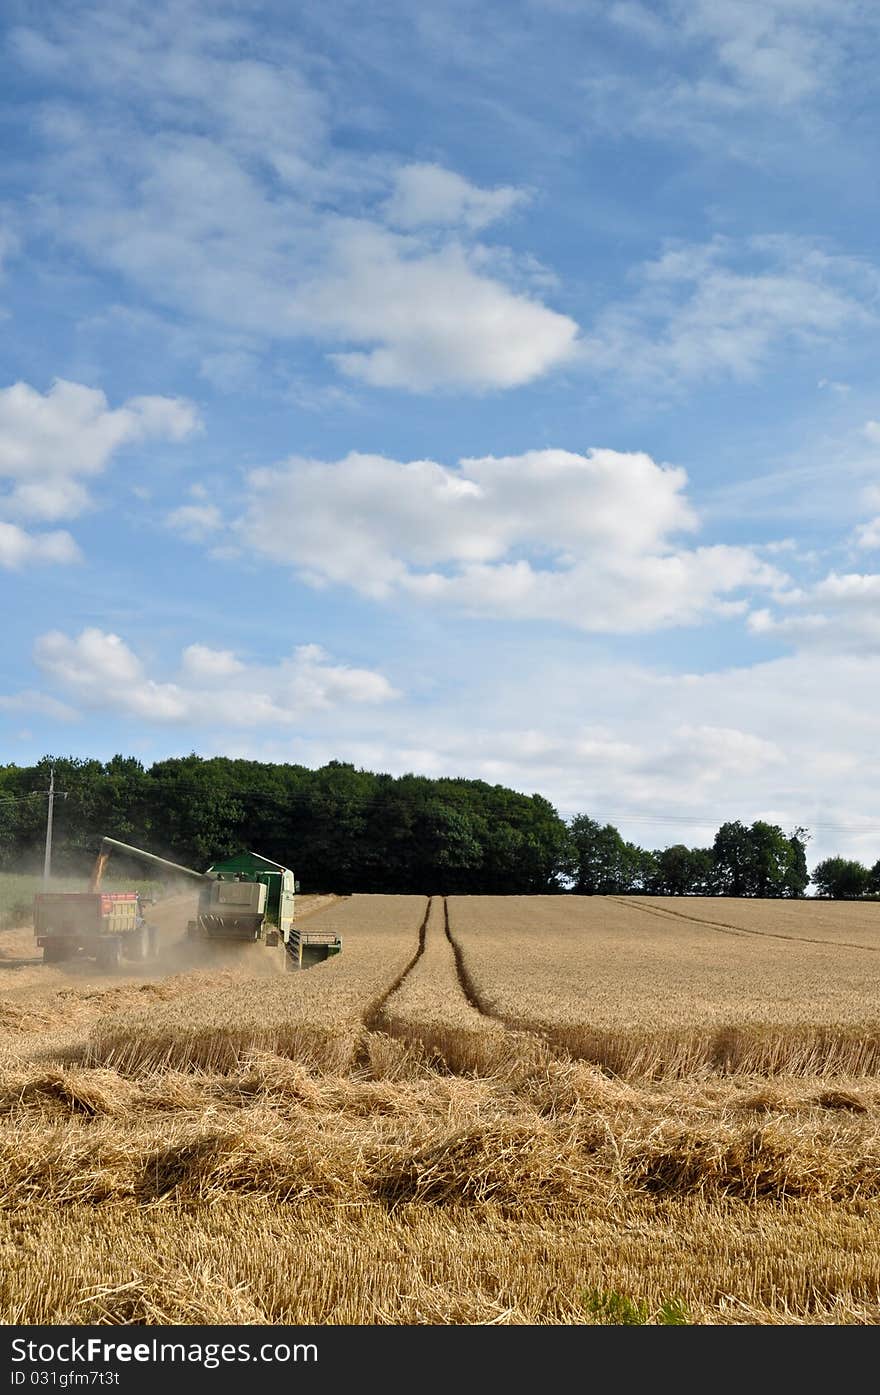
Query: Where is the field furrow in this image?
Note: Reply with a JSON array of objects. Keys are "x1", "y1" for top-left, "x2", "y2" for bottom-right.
[
  {"x1": 622, "y1": 896, "x2": 880, "y2": 951},
  {"x1": 377, "y1": 897, "x2": 519, "y2": 1071},
  {"x1": 448, "y1": 895, "x2": 880, "y2": 1077}
]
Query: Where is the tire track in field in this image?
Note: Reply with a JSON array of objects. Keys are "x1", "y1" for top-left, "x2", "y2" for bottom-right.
[
  {"x1": 442, "y1": 898, "x2": 558, "y2": 1061},
  {"x1": 361, "y1": 895, "x2": 432, "y2": 1034},
  {"x1": 442, "y1": 897, "x2": 507, "y2": 1023},
  {"x1": 612, "y1": 896, "x2": 880, "y2": 953}
]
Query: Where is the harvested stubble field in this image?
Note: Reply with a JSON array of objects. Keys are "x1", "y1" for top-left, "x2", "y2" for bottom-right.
[{"x1": 3, "y1": 891, "x2": 880, "y2": 1325}]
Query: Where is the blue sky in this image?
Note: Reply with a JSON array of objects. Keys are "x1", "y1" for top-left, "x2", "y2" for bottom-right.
[{"x1": 2, "y1": 0, "x2": 880, "y2": 863}]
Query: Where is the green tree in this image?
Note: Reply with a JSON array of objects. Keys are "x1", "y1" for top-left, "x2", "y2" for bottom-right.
[
  {"x1": 650, "y1": 844, "x2": 715, "y2": 896},
  {"x1": 712, "y1": 820, "x2": 808, "y2": 898},
  {"x1": 565, "y1": 816, "x2": 644, "y2": 894},
  {"x1": 811, "y1": 856, "x2": 871, "y2": 899}
]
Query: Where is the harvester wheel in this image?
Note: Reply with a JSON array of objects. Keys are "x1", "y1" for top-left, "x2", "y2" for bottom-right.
[
  {"x1": 125, "y1": 926, "x2": 149, "y2": 962},
  {"x1": 42, "y1": 941, "x2": 67, "y2": 964}
]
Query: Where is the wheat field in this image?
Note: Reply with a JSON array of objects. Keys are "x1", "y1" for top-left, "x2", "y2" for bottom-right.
[
  {"x1": 4, "y1": 891, "x2": 880, "y2": 1324},
  {"x1": 89, "y1": 894, "x2": 426, "y2": 1073},
  {"x1": 447, "y1": 895, "x2": 880, "y2": 1076}
]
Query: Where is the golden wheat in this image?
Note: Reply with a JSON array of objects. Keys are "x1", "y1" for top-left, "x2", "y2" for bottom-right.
[
  {"x1": 88, "y1": 895, "x2": 426, "y2": 1072},
  {"x1": 377, "y1": 897, "x2": 522, "y2": 1072},
  {"x1": 447, "y1": 896, "x2": 880, "y2": 1076},
  {"x1": 9, "y1": 893, "x2": 880, "y2": 1324},
  {"x1": 630, "y1": 895, "x2": 880, "y2": 948}
]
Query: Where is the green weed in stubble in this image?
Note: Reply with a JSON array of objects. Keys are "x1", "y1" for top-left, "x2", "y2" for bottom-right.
[{"x1": 581, "y1": 1289, "x2": 691, "y2": 1325}]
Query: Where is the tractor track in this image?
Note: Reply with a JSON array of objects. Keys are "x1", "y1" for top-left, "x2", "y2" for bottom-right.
[
  {"x1": 359, "y1": 896, "x2": 549, "y2": 1070},
  {"x1": 442, "y1": 896, "x2": 507, "y2": 1023},
  {"x1": 612, "y1": 896, "x2": 880, "y2": 953},
  {"x1": 442, "y1": 897, "x2": 558, "y2": 1057},
  {"x1": 360, "y1": 894, "x2": 432, "y2": 1036}
]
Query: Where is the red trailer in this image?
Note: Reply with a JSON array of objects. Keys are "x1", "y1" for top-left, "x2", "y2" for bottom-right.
[{"x1": 34, "y1": 891, "x2": 154, "y2": 969}]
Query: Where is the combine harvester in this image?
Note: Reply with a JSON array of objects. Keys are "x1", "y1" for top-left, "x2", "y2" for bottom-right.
[{"x1": 64, "y1": 837, "x2": 342, "y2": 970}]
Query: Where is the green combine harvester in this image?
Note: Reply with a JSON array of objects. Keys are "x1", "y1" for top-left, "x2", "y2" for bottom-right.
[{"x1": 85, "y1": 837, "x2": 342, "y2": 969}]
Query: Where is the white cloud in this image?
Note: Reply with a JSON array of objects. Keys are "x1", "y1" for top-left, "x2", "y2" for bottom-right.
[
  {"x1": 302, "y1": 224, "x2": 576, "y2": 391},
  {"x1": 0, "y1": 522, "x2": 81, "y2": 570},
  {"x1": 0, "y1": 379, "x2": 201, "y2": 523},
  {"x1": 0, "y1": 689, "x2": 77, "y2": 721},
  {"x1": 234, "y1": 446, "x2": 785, "y2": 630},
  {"x1": 674, "y1": 0, "x2": 836, "y2": 105},
  {"x1": 748, "y1": 569, "x2": 880, "y2": 651},
  {"x1": 11, "y1": 9, "x2": 326, "y2": 178},
  {"x1": 166, "y1": 503, "x2": 222, "y2": 541},
  {"x1": 385, "y1": 163, "x2": 528, "y2": 230},
  {"x1": 591, "y1": 0, "x2": 874, "y2": 148},
  {"x1": 12, "y1": 10, "x2": 577, "y2": 394},
  {"x1": 33, "y1": 629, "x2": 398, "y2": 726},
  {"x1": 854, "y1": 517, "x2": 880, "y2": 551},
  {"x1": 579, "y1": 236, "x2": 874, "y2": 388},
  {"x1": 60, "y1": 150, "x2": 575, "y2": 392},
  {"x1": 326, "y1": 640, "x2": 880, "y2": 860},
  {"x1": 212, "y1": 641, "x2": 880, "y2": 863},
  {"x1": 180, "y1": 644, "x2": 243, "y2": 679}
]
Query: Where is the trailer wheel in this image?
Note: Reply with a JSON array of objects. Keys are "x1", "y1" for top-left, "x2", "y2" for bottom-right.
[
  {"x1": 96, "y1": 938, "x2": 121, "y2": 971},
  {"x1": 124, "y1": 925, "x2": 149, "y2": 962},
  {"x1": 42, "y1": 941, "x2": 67, "y2": 964}
]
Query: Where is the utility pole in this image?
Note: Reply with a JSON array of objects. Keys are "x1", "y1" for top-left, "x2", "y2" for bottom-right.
[{"x1": 42, "y1": 765, "x2": 55, "y2": 888}]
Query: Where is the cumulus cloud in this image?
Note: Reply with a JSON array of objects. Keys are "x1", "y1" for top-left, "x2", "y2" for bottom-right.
[
  {"x1": 748, "y1": 569, "x2": 880, "y2": 651},
  {"x1": 260, "y1": 643, "x2": 880, "y2": 863},
  {"x1": 0, "y1": 522, "x2": 81, "y2": 570},
  {"x1": 0, "y1": 378, "x2": 201, "y2": 524},
  {"x1": 235, "y1": 447, "x2": 784, "y2": 630},
  {"x1": 32, "y1": 629, "x2": 397, "y2": 726},
  {"x1": 216, "y1": 639, "x2": 880, "y2": 862},
  {"x1": 854, "y1": 517, "x2": 880, "y2": 551},
  {"x1": 10, "y1": 8, "x2": 577, "y2": 394},
  {"x1": 180, "y1": 644, "x2": 243, "y2": 679},
  {"x1": 301, "y1": 224, "x2": 577, "y2": 391},
  {"x1": 385, "y1": 163, "x2": 528, "y2": 231}
]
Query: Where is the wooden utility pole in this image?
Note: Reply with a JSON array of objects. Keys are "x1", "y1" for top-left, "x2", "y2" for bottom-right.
[{"x1": 42, "y1": 765, "x2": 55, "y2": 888}]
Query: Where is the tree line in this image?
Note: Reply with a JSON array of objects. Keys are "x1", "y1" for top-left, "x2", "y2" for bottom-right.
[{"x1": 0, "y1": 754, "x2": 872, "y2": 898}]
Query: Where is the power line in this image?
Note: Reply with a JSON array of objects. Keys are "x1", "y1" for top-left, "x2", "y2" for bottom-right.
[{"x1": 0, "y1": 791, "x2": 62, "y2": 808}]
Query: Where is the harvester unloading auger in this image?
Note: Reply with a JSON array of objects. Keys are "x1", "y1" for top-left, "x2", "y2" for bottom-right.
[{"x1": 85, "y1": 837, "x2": 342, "y2": 969}]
